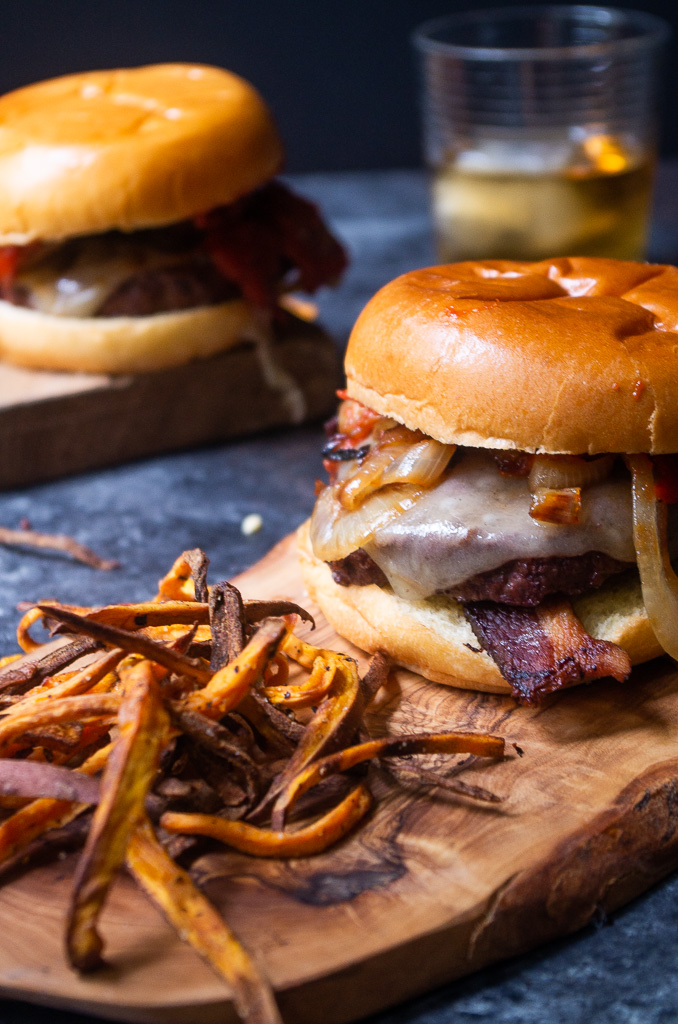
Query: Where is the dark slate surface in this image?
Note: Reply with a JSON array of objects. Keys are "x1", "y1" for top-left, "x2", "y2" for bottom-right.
[{"x1": 1, "y1": 165, "x2": 678, "y2": 1024}]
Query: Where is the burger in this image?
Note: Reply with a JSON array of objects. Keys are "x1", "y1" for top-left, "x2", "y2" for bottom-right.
[
  {"x1": 299, "y1": 257, "x2": 678, "y2": 705},
  {"x1": 0, "y1": 64, "x2": 346, "y2": 374}
]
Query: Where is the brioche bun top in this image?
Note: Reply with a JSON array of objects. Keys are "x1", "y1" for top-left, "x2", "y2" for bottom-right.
[
  {"x1": 345, "y1": 257, "x2": 678, "y2": 455},
  {"x1": 0, "y1": 63, "x2": 283, "y2": 244}
]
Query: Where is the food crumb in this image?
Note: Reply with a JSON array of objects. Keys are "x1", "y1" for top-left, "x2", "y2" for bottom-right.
[{"x1": 241, "y1": 513, "x2": 263, "y2": 536}]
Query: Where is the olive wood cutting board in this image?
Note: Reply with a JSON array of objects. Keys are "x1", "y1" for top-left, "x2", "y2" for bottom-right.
[
  {"x1": 0, "y1": 316, "x2": 339, "y2": 490},
  {"x1": 1, "y1": 532, "x2": 678, "y2": 1023}
]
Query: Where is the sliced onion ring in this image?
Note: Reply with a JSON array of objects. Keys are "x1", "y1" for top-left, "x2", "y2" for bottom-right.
[
  {"x1": 627, "y1": 454, "x2": 678, "y2": 660},
  {"x1": 528, "y1": 453, "x2": 614, "y2": 492},
  {"x1": 310, "y1": 482, "x2": 426, "y2": 562},
  {"x1": 339, "y1": 430, "x2": 455, "y2": 511}
]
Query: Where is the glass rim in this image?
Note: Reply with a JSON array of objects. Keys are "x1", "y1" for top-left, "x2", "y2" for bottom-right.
[{"x1": 412, "y1": 5, "x2": 670, "y2": 62}]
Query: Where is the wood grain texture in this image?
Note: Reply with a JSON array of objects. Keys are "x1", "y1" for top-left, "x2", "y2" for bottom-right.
[
  {"x1": 1, "y1": 532, "x2": 678, "y2": 1023},
  {"x1": 0, "y1": 316, "x2": 340, "y2": 490}
]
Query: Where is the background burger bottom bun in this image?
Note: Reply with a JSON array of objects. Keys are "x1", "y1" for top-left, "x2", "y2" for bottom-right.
[
  {"x1": 0, "y1": 298, "x2": 258, "y2": 374},
  {"x1": 297, "y1": 521, "x2": 664, "y2": 695}
]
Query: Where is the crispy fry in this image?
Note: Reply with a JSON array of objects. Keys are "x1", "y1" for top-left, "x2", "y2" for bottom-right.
[
  {"x1": 162, "y1": 784, "x2": 372, "y2": 858},
  {"x1": 17, "y1": 607, "x2": 44, "y2": 653},
  {"x1": 142, "y1": 624, "x2": 211, "y2": 646},
  {"x1": 156, "y1": 549, "x2": 208, "y2": 602},
  {"x1": 244, "y1": 600, "x2": 315, "y2": 629},
  {"x1": 78, "y1": 597, "x2": 313, "y2": 631},
  {"x1": 0, "y1": 761, "x2": 100, "y2": 803},
  {"x1": 0, "y1": 638, "x2": 100, "y2": 695},
  {"x1": 169, "y1": 705, "x2": 261, "y2": 806},
  {"x1": 0, "y1": 525, "x2": 118, "y2": 570},
  {"x1": 182, "y1": 619, "x2": 287, "y2": 719},
  {"x1": 37, "y1": 605, "x2": 211, "y2": 683},
  {"x1": 209, "y1": 581, "x2": 246, "y2": 669},
  {"x1": 0, "y1": 694, "x2": 119, "y2": 757},
  {"x1": 66, "y1": 661, "x2": 170, "y2": 971},
  {"x1": 239, "y1": 691, "x2": 303, "y2": 751},
  {"x1": 263, "y1": 652, "x2": 289, "y2": 689},
  {"x1": 0, "y1": 744, "x2": 111, "y2": 867},
  {"x1": 263, "y1": 654, "x2": 336, "y2": 708},
  {"x1": 271, "y1": 732, "x2": 505, "y2": 828},
  {"x1": 282, "y1": 632, "x2": 331, "y2": 669},
  {"x1": 257, "y1": 652, "x2": 363, "y2": 820},
  {"x1": 84, "y1": 601, "x2": 210, "y2": 629},
  {"x1": 127, "y1": 817, "x2": 282, "y2": 1024},
  {"x1": 6, "y1": 649, "x2": 124, "y2": 717},
  {"x1": 360, "y1": 651, "x2": 390, "y2": 704}
]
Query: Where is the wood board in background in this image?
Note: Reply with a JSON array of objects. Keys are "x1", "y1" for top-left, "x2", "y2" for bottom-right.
[
  {"x1": 1, "y1": 531, "x2": 678, "y2": 1023},
  {"x1": 0, "y1": 316, "x2": 340, "y2": 491}
]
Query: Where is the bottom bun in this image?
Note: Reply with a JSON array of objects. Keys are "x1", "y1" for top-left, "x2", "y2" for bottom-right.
[
  {"x1": 0, "y1": 298, "x2": 258, "y2": 374},
  {"x1": 297, "y1": 521, "x2": 663, "y2": 695}
]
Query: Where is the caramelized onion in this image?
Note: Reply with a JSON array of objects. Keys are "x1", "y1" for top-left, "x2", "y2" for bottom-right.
[
  {"x1": 530, "y1": 487, "x2": 582, "y2": 525},
  {"x1": 627, "y1": 454, "x2": 678, "y2": 660},
  {"x1": 528, "y1": 454, "x2": 614, "y2": 492},
  {"x1": 310, "y1": 482, "x2": 426, "y2": 562},
  {"x1": 339, "y1": 428, "x2": 455, "y2": 511}
]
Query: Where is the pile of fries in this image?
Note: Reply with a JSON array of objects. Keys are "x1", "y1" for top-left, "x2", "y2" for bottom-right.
[{"x1": 0, "y1": 549, "x2": 505, "y2": 1024}]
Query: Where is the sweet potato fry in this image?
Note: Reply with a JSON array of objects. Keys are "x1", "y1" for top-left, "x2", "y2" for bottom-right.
[
  {"x1": 36, "y1": 605, "x2": 211, "y2": 683},
  {"x1": 16, "y1": 607, "x2": 44, "y2": 652},
  {"x1": 0, "y1": 761, "x2": 100, "y2": 803},
  {"x1": 244, "y1": 600, "x2": 315, "y2": 629},
  {"x1": 169, "y1": 705, "x2": 261, "y2": 806},
  {"x1": 271, "y1": 732, "x2": 505, "y2": 828},
  {"x1": 127, "y1": 817, "x2": 282, "y2": 1024},
  {"x1": 360, "y1": 651, "x2": 390, "y2": 704},
  {"x1": 66, "y1": 660, "x2": 170, "y2": 971},
  {"x1": 239, "y1": 691, "x2": 303, "y2": 750},
  {"x1": 84, "y1": 601, "x2": 210, "y2": 629},
  {"x1": 182, "y1": 619, "x2": 287, "y2": 720},
  {"x1": 0, "y1": 638, "x2": 100, "y2": 696},
  {"x1": 209, "y1": 581, "x2": 246, "y2": 669},
  {"x1": 6, "y1": 649, "x2": 124, "y2": 717},
  {"x1": 162, "y1": 783, "x2": 372, "y2": 858},
  {"x1": 0, "y1": 525, "x2": 118, "y2": 570},
  {"x1": 0, "y1": 743, "x2": 111, "y2": 867},
  {"x1": 263, "y1": 654, "x2": 336, "y2": 708},
  {"x1": 256, "y1": 652, "x2": 363, "y2": 820},
  {"x1": 156, "y1": 549, "x2": 209, "y2": 602},
  {"x1": 0, "y1": 694, "x2": 120, "y2": 757}
]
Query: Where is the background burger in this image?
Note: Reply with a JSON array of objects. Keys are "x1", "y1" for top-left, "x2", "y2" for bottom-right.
[
  {"x1": 300, "y1": 256, "x2": 678, "y2": 705},
  {"x1": 0, "y1": 63, "x2": 346, "y2": 375}
]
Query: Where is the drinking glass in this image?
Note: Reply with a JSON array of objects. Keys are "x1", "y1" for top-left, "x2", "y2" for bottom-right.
[{"x1": 413, "y1": 6, "x2": 669, "y2": 262}]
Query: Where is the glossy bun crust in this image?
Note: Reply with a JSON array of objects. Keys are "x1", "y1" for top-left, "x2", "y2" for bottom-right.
[
  {"x1": 298, "y1": 522, "x2": 663, "y2": 695},
  {"x1": 346, "y1": 257, "x2": 678, "y2": 454},
  {"x1": 0, "y1": 298, "x2": 258, "y2": 374},
  {"x1": 0, "y1": 64, "x2": 283, "y2": 244}
]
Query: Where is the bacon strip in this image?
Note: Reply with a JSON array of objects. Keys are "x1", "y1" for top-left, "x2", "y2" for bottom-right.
[{"x1": 463, "y1": 597, "x2": 631, "y2": 706}]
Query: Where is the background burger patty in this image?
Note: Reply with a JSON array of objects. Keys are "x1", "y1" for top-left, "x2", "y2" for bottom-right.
[
  {"x1": 329, "y1": 548, "x2": 631, "y2": 606},
  {"x1": 97, "y1": 262, "x2": 240, "y2": 317},
  {"x1": 0, "y1": 281, "x2": 32, "y2": 308}
]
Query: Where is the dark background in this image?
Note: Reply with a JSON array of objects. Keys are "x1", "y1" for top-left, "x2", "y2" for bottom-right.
[{"x1": 1, "y1": 0, "x2": 677, "y2": 172}]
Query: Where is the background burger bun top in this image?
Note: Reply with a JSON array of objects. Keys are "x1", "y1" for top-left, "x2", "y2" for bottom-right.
[
  {"x1": 0, "y1": 63, "x2": 283, "y2": 244},
  {"x1": 345, "y1": 257, "x2": 678, "y2": 456}
]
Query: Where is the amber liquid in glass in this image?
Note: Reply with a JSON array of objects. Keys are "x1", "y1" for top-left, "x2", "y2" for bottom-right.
[{"x1": 432, "y1": 136, "x2": 654, "y2": 263}]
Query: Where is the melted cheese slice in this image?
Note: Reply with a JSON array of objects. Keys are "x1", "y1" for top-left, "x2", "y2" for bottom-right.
[
  {"x1": 365, "y1": 450, "x2": 635, "y2": 601},
  {"x1": 15, "y1": 237, "x2": 187, "y2": 317}
]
